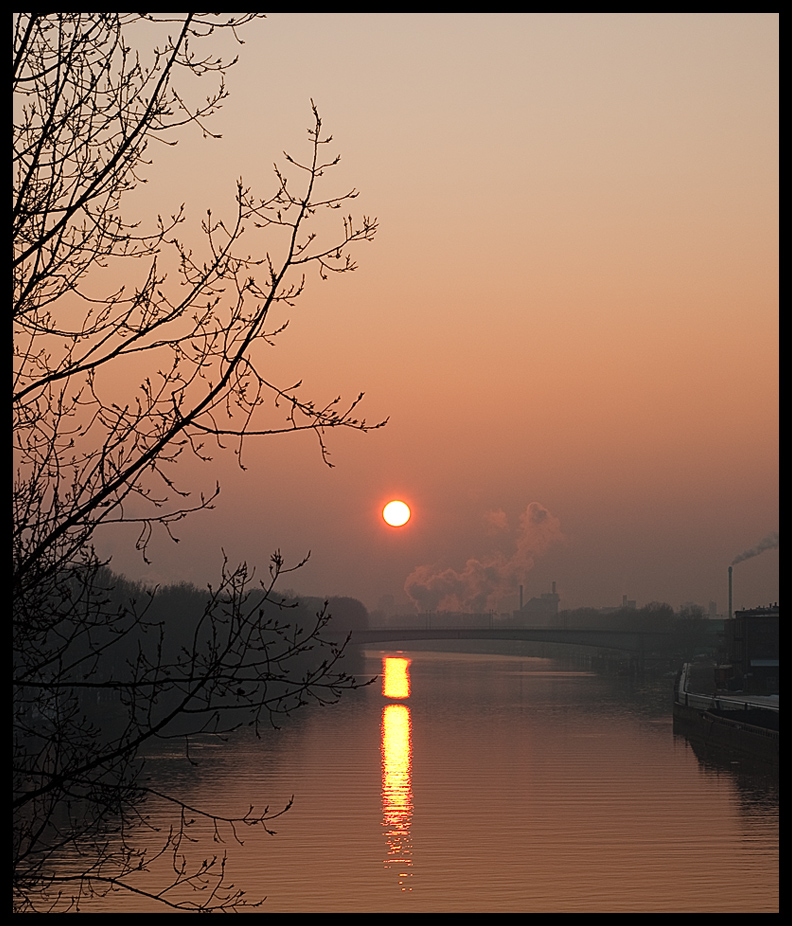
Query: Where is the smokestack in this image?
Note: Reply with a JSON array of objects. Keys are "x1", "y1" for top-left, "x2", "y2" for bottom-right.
[
  {"x1": 519, "y1": 585, "x2": 523, "y2": 610},
  {"x1": 728, "y1": 565, "x2": 733, "y2": 620},
  {"x1": 552, "y1": 581, "x2": 557, "y2": 595}
]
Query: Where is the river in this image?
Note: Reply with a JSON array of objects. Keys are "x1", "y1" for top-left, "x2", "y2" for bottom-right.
[{"x1": 67, "y1": 644, "x2": 779, "y2": 912}]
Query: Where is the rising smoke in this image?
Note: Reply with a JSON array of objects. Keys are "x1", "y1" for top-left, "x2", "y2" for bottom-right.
[
  {"x1": 731, "y1": 531, "x2": 779, "y2": 565},
  {"x1": 404, "y1": 502, "x2": 564, "y2": 612}
]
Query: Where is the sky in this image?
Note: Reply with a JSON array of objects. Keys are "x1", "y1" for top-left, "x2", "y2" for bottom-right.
[{"x1": 99, "y1": 13, "x2": 778, "y2": 615}]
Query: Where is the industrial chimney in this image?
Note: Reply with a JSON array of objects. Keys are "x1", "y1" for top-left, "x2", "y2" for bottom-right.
[{"x1": 728, "y1": 565, "x2": 733, "y2": 620}]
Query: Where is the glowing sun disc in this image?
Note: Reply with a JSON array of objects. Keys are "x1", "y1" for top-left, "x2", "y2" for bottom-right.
[{"x1": 383, "y1": 500, "x2": 411, "y2": 527}]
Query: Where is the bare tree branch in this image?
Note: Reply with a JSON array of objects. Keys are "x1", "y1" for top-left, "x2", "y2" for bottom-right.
[{"x1": 13, "y1": 13, "x2": 382, "y2": 911}]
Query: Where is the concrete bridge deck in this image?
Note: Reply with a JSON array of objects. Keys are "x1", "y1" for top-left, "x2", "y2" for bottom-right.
[{"x1": 351, "y1": 626, "x2": 674, "y2": 654}]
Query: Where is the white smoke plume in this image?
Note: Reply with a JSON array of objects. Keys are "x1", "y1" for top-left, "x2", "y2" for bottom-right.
[
  {"x1": 731, "y1": 531, "x2": 779, "y2": 566},
  {"x1": 404, "y1": 502, "x2": 564, "y2": 612}
]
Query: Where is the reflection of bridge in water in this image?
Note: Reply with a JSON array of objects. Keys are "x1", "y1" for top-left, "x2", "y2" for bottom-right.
[{"x1": 352, "y1": 626, "x2": 674, "y2": 656}]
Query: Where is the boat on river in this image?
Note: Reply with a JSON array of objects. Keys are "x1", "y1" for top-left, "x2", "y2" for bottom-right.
[{"x1": 673, "y1": 662, "x2": 778, "y2": 764}]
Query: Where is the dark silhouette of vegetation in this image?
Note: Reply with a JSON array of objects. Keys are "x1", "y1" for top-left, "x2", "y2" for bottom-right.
[
  {"x1": 289, "y1": 595, "x2": 371, "y2": 634},
  {"x1": 14, "y1": 13, "x2": 381, "y2": 911},
  {"x1": 553, "y1": 602, "x2": 716, "y2": 660}
]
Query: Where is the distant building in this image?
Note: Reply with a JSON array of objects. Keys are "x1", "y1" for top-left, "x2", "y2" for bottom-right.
[
  {"x1": 723, "y1": 605, "x2": 779, "y2": 695},
  {"x1": 599, "y1": 594, "x2": 637, "y2": 614},
  {"x1": 515, "y1": 582, "x2": 560, "y2": 624}
]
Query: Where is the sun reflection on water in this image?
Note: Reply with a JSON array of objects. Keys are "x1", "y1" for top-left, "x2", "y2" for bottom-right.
[
  {"x1": 382, "y1": 656, "x2": 411, "y2": 699},
  {"x1": 381, "y1": 657, "x2": 413, "y2": 890}
]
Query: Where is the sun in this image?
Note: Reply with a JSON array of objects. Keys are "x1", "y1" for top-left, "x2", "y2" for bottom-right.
[{"x1": 383, "y1": 500, "x2": 411, "y2": 527}]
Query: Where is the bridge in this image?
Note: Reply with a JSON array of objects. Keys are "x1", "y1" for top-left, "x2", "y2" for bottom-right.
[{"x1": 350, "y1": 626, "x2": 674, "y2": 655}]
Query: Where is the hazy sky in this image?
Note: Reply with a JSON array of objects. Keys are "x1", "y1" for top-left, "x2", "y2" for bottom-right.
[{"x1": 100, "y1": 13, "x2": 778, "y2": 614}]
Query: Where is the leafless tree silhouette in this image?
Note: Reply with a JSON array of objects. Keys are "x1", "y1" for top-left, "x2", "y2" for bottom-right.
[{"x1": 13, "y1": 13, "x2": 382, "y2": 911}]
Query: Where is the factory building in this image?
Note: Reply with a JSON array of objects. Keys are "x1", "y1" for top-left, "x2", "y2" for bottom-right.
[{"x1": 723, "y1": 604, "x2": 779, "y2": 695}]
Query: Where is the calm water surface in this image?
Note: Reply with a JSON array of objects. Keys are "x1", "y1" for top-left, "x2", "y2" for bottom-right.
[{"x1": 88, "y1": 648, "x2": 779, "y2": 911}]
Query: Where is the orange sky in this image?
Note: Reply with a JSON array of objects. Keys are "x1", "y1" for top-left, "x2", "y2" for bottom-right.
[{"x1": 99, "y1": 14, "x2": 778, "y2": 613}]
